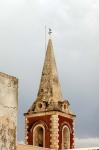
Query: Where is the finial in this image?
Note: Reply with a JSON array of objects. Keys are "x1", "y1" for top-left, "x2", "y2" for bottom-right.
[{"x1": 48, "y1": 28, "x2": 52, "y2": 36}]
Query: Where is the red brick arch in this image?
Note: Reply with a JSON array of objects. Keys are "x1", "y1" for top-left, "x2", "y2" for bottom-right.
[
  {"x1": 30, "y1": 120, "x2": 48, "y2": 132},
  {"x1": 60, "y1": 121, "x2": 73, "y2": 134}
]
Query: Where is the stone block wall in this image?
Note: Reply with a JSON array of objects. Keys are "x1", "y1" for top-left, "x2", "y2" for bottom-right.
[
  {"x1": 0, "y1": 72, "x2": 18, "y2": 150},
  {"x1": 17, "y1": 144, "x2": 99, "y2": 150},
  {"x1": 17, "y1": 144, "x2": 54, "y2": 150},
  {"x1": 67, "y1": 148, "x2": 99, "y2": 150}
]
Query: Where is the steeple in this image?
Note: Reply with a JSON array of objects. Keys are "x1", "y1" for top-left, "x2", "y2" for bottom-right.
[
  {"x1": 37, "y1": 38, "x2": 63, "y2": 103},
  {"x1": 27, "y1": 36, "x2": 73, "y2": 114},
  {"x1": 25, "y1": 34, "x2": 75, "y2": 150}
]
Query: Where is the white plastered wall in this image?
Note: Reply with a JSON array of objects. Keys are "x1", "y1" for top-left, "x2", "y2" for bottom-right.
[{"x1": 0, "y1": 72, "x2": 18, "y2": 150}]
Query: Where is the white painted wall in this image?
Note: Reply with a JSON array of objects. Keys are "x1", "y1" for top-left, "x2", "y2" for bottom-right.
[
  {"x1": 0, "y1": 72, "x2": 18, "y2": 150},
  {"x1": 0, "y1": 72, "x2": 18, "y2": 123}
]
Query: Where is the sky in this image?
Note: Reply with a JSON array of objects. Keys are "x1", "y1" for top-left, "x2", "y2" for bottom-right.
[{"x1": 0, "y1": 0, "x2": 99, "y2": 148}]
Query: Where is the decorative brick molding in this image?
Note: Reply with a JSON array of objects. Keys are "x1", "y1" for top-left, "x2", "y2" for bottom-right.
[
  {"x1": 25, "y1": 117, "x2": 28, "y2": 144},
  {"x1": 59, "y1": 121, "x2": 73, "y2": 133},
  {"x1": 72, "y1": 121, "x2": 75, "y2": 148},
  {"x1": 30, "y1": 120, "x2": 48, "y2": 132},
  {"x1": 50, "y1": 115, "x2": 59, "y2": 150}
]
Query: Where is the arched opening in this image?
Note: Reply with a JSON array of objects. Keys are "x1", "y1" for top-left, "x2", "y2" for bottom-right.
[
  {"x1": 33, "y1": 125, "x2": 45, "y2": 147},
  {"x1": 62, "y1": 125, "x2": 70, "y2": 149}
]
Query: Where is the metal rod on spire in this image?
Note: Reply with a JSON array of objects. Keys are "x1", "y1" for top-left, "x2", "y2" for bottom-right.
[
  {"x1": 48, "y1": 28, "x2": 52, "y2": 36},
  {"x1": 45, "y1": 25, "x2": 47, "y2": 51}
]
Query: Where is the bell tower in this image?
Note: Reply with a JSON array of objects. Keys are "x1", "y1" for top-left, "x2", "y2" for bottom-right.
[{"x1": 24, "y1": 35, "x2": 76, "y2": 149}]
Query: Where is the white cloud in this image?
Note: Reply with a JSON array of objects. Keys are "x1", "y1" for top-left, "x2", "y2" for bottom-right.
[
  {"x1": 0, "y1": 0, "x2": 99, "y2": 142},
  {"x1": 17, "y1": 141, "x2": 24, "y2": 144},
  {"x1": 76, "y1": 138, "x2": 99, "y2": 148}
]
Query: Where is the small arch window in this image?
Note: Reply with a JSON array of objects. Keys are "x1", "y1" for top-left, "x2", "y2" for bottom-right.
[
  {"x1": 62, "y1": 125, "x2": 70, "y2": 149},
  {"x1": 33, "y1": 124, "x2": 45, "y2": 147}
]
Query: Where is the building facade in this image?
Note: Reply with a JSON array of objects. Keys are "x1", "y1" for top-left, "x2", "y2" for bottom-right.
[
  {"x1": 24, "y1": 38, "x2": 76, "y2": 150},
  {"x1": 0, "y1": 72, "x2": 18, "y2": 150}
]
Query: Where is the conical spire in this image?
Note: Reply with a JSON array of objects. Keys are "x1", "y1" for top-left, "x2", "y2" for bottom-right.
[
  {"x1": 26, "y1": 37, "x2": 74, "y2": 115},
  {"x1": 37, "y1": 38, "x2": 63, "y2": 103}
]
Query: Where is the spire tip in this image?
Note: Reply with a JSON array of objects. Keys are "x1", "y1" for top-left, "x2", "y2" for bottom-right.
[{"x1": 48, "y1": 28, "x2": 52, "y2": 37}]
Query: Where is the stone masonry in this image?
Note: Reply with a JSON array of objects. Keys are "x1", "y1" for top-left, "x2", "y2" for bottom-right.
[
  {"x1": 25, "y1": 38, "x2": 75, "y2": 149},
  {"x1": 50, "y1": 114, "x2": 59, "y2": 150}
]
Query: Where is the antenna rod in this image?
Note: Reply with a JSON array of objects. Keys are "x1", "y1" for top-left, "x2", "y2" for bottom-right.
[
  {"x1": 45, "y1": 25, "x2": 46, "y2": 51},
  {"x1": 48, "y1": 28, "x2": 52, "y2": 39}
]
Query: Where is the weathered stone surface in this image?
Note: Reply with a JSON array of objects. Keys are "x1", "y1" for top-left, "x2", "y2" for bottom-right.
[
  {"x1": 0, "y1": 72, "x2": 18, "y2": 122},
  {"x1": 17, "y1": 145, "x2": 99, "y2": 150},
  {"x1": 50, "y1": 115, "x2": 59, "y2": 150},
  {"x1": 24, "y1": 38, "x2": 76, "y2": 149},
  {"x1": 26, "y1": 39, "x2": 74, "y2": 116},
  {"x1": 17, "y1": 144, "x2": 54, "y2": 150},
  {"x1": 0, "y1": 116, "x2": 16, "y2": 150},
  {"x1": 0, "y1": 72, "x2": 18, "y2": 150}
]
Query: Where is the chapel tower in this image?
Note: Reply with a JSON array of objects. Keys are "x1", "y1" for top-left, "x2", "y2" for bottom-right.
[{"x1": 24, "y1": 35, "x2": 76, "y2": 150}]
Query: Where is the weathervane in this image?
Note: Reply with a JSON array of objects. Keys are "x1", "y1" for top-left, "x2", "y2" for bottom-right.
[
  {"x1": 45, "y1": 27, "x2": 52, "y2": 51},
  {"x1": 48, "y1": 28, "x2": 52, "y2": 36}
]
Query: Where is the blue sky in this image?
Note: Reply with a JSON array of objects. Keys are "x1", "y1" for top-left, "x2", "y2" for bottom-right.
[{"x1": 0, "y1": 0, "x2": 99, "y2": 148}]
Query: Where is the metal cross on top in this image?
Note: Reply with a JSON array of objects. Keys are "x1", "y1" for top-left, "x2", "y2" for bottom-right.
[{"x1": 48, "y1": 28, "x2": 52, "y2": 35}]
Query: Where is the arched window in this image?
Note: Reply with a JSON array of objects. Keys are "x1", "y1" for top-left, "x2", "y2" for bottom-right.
[
  {"x1": 62, "y1": 125, "x2": 70, "y2": 149},
  {"x1": 33, "y1": 124, "x2": 45, "y2": 147}
]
